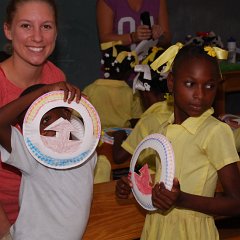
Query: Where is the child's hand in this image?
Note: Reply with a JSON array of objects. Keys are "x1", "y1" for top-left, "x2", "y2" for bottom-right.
[
  {"x1": 44, "y1": 82, "x2": 81, "y2": 104},
  {"x1": 115, "y1": 175, "x2": 132, "y2": 199},
  {"x1": 152, "y1": 178, "x2": 180, "y2": 211}
]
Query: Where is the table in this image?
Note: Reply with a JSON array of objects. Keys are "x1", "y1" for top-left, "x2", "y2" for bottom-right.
[{"x1": 83, "y1": 180, "x2": 146, "y2": 240}]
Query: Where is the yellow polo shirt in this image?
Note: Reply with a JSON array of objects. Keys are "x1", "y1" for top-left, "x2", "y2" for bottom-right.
[
  {"x1": 83, "y1": 79, "x2": 144, "y2": 129},
  {"x1": 141, "y1": 108, "x2": 239, "y2": 240}
]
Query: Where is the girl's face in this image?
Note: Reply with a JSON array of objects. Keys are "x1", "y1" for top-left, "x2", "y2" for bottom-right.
[
  {"x1": 168, "y1": 57, "x2": 219, "y2": 124},
  {"x1": 4, "y1": 1, "x2": 57, "y2": 67}
]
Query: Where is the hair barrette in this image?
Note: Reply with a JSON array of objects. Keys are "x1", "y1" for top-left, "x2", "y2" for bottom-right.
[
  {"x1": 141, "y1": 46, "x2": 164, "y2": 65},
  {"x1": 204, "y1": 46, "x2": 228, "y2": 59},
  {"x1": 115, "y1": 51, "x2": 138, "y2": 68},
  {"x1": 100, "y1": 41, "x2": 123, "y2": 57},
  {"x1": 150, "y1": 42, "x2": 183, "y2": 74}
]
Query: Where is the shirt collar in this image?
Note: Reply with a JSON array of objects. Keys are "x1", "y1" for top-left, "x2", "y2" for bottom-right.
[
  {"x1": 141, "y1": 101, "x2": 173, "y2": 118},
  {"x1": 167, "y1": 108, "x2": 214, "y2": 134}
]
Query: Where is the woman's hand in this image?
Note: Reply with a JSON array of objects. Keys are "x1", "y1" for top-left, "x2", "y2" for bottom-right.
[
  {"x1": 133, "y1": 25, "x2": 152, "y2": 42},
  {"x1": 152, "y1": 178, "x2": 181, "y2": 211}
]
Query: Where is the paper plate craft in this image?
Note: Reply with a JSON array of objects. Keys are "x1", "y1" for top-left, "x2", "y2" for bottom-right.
[
  {"x1": 101, "y1": 127, "x2": 132, "y2": 145},
  {"x1": 23, "y1": 91, "x2": 101, "y2": 169},
  {"x1": 130, "y1": 133, "x2": 175, "y2": 211},
  {"x1": 219, "y1": 114, "x2": 240, "y2": 125}
]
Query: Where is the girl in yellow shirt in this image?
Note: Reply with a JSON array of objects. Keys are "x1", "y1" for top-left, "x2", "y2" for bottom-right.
[{"x1": 116, "y1": 43, "x2": 240, "y2": 240}]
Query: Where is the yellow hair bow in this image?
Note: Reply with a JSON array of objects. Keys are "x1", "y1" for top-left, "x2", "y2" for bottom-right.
[
  {"x1": 204, "y1": 46, "x2": 228, "y2": 59},
  {"x1": 116, "y1": 51, "x2": 139, "y2": 68},
  {"x1": 150, "y1": 42, "x2": 183, "y2": 74},
  {"x1": 100, "y1": 41, "x2": 123, "y2": 57},
  {"x1": 141, "y1": 46, "x2": 164, "y2": 65}
]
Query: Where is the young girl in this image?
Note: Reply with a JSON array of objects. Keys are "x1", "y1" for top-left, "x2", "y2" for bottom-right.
[
  {"x1": 116, "y1": 44, "x2": 240, "y2": 239},
  {"x1": 0, "y1": 0, "x2": 65, "y2": 237}
]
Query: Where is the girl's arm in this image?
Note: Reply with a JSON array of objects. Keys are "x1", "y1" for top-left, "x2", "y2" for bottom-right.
[
  {"x1": 176, "y1": 162, "x2": 240, "y2": 216},
  {"x1": 0, "y1": 82, "x2": 81, "y2": 153},
  {"x1": 96, "y1": 0, "x2": 132, "y2": 45},
  {"x1": 112, "y1": 130, "x2": 132, "y2": 164}
]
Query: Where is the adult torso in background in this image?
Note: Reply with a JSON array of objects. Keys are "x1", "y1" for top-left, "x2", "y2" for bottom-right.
[{"x1": 105, "y1": 0, "x2": 159, "y2": 36}]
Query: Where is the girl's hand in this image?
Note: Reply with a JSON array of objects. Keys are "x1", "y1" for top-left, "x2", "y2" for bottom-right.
[
  {"x1": 133, "y1": 25, "x2": 152, "y2": 42},
  {"x1": 44, "y1": 82, "x2": 81, "y2": 104},
  {"x1": 151, "y1": 24, "x2": 164, "y2": 40},
  {"x1": 115, "y1": 175, "x2": 132, "y2": 199},
  {"x1": 152, "y1": 178, "x2": 180, "y2": 211}
]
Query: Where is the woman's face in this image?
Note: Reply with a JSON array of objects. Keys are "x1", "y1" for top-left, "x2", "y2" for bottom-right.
[{"x1": 4, "y1": 1, "x2": 57, "y2": 67}]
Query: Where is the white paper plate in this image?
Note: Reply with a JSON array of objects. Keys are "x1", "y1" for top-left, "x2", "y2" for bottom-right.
[
  {"x1": 130, "y1": 133, "x2": 175, "y2": 211},
  {"x1": 23, "y1": 91, "x2": 101, "y2": 169}
]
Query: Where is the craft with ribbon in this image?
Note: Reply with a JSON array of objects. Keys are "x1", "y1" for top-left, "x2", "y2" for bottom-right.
[
  {"x1": 129, "y1": 133, "x2": 175, "y2": 211},
  {"x1": 23, "y1": 91, "x2": 101, "y2": 169}
]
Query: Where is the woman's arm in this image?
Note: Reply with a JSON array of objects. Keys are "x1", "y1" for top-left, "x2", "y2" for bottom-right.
[
  {"x1": 152, "y1": 0, "x2": 171, "y2": 47},
  {"x1": 96, "y1": 0, "x2": 132, "y2": 45}
]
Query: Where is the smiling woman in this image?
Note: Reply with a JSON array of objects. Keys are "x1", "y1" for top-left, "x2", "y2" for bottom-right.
[{"x1": 0, "y1": 0, "x2": 66, "y2": 238}]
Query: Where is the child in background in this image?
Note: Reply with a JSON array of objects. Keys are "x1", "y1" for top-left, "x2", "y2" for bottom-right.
[
  {"x1": 112, "y1": 46, "x2": 173, "y2": 169},
  {"x1": 83, "y1": 41, "x2": 144, "y2": 129},
  {"x1": 84, "y1": 42, "x2": 144, "y2": 183},
  {"x1": 0, "y1": 82, "x2": 97, "y2": 240},
  {"x1": 116, "y1": 44, "x2": 240, "y2": 239}
]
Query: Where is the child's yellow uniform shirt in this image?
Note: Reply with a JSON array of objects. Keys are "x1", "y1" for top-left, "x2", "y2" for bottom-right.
[
  {"x1": 122, "y1": 101, "x2": 173, "y2": 172},
  {"x1": 141, "y1": 108, "x2": 239, "y2": 240},
  {"x1": 83, "y1": 79, "x2": 144, "y2": 129}
]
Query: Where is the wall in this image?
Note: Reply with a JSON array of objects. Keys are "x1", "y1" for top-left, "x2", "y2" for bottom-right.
[
  {"x1": 1, "y1": 0, "x2": 240, "y2": 89},
  {"x1": 169, "y1": 0, "x2": 240, "y2": 45}
]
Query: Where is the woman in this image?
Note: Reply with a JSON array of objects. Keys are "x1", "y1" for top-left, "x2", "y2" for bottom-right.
[
  {"x1": 0, "y1": 0, "x2": 65, "y2": 238},
  {"x1": 96, "y1": 0, "x2": 172, "y2": 48}
]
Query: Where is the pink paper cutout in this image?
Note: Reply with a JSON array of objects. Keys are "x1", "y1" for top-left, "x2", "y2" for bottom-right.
[
  {"x1": 41, "y1": 118, "x2": 81, "y2": 153},
  {"x1": 134, "y1": 164, "x2": 153, "y2": 195}
]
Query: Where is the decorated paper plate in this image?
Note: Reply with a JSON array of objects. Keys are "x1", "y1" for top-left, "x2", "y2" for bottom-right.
[
  {"x1": 23, "y1": 91, "x2": 101, "y2": 169},
  {"x1": 219, "y1": 114, "x2": 240, "y2": 127},
  {"x1": 129, "y1": 133, "x2": 175, "y2": 211},
  {"x1": 101, "y1": 127, "x2": 132, "y2": 145}
]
